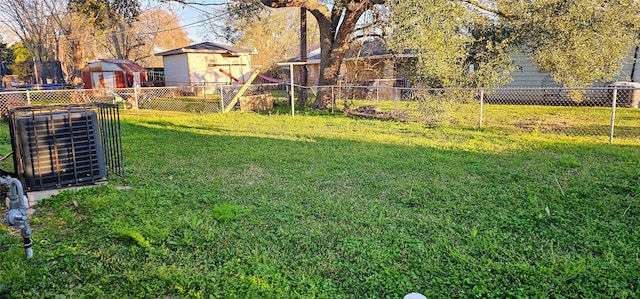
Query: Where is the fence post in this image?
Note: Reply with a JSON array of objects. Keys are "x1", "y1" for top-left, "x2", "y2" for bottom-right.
[
  {"x1": 331, "y1": 86, "x2": 335, "y2": 112},
  {"x1": 289, "y1": 64, "x2": 295, "y2": 118},
  {"x1": 286, "y1": 84, "x2": 289, "y2": 104},
  {"x1": 393, "y1": 88, "x2": 397, "y2": 120},
  {"x1": 134, "y1": 87, "x2": 139, "y2": 113},
  {"x1": 479, "y1": 89, "x2": 484, "y2": 129},
  {"x1": 26, "y1": 89, "x2": 31, "y2": 105},
  {"x1": 219, "y1": 85, "x2": 224, "y2": 113},
  {"x1": 609, "y1": 86, "x2": 617, "y2": 144}
]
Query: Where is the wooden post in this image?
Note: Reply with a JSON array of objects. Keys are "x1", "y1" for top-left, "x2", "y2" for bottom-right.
[
  {"x1": 609, "y1": 87, "x2": 617, "y2": 144},
  {"x1": 290, "y1": 64, "x2": 295, "y2": 117},
  {"x1": 223, "y1": 70, "x2": 260, "y2": 113}
]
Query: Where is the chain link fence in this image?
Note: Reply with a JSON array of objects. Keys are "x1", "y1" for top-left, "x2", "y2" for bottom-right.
[
  {"x1": 0, "y1": 87, "x2": 223, "y2": 117},
  {"x1": 322, "y1": 84, "x2": 639, "y2": 142},
  {"x1": 220, "y1": 84, "x2": 278, "y2": 112},
  {"x1": 1, "y1": 84, "x2": 638, "y2": 142}
]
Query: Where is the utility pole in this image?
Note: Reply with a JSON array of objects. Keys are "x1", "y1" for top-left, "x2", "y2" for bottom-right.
[{"x1": 298, "y1": 7, "x2": 308, "y2": 107}]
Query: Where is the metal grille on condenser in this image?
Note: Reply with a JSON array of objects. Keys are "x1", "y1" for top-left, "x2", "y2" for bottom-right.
[{"x1": 8, "y1": 103, "x2": 124, "y2": 191}]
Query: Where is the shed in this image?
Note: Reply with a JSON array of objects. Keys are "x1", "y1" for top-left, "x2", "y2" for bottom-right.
[
  {"x1": 155, "y1": 42, "x2": 253, "y2": 94},
  {"x1": 82, "y1": 59, "x2": 147, "y2": 89}
]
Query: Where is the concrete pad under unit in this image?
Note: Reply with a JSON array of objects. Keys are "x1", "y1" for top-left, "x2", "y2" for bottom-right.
[{"x1": 26, "y1": 181, "x2": 108, "y2": 208}]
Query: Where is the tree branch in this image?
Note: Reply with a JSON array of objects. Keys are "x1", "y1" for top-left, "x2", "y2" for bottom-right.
[
  {"x1": 166, "y1": 0, "x2": 229, "y2": 5},
  {"x1": 260, "y1": 0, "x2": 330, "y2": 15},
  {"x1": 351, "y1": 32, "x2": 384, "y2": 42},
  {"x1": 460, "y1": 0, "x2": 511, "y2": 18}
]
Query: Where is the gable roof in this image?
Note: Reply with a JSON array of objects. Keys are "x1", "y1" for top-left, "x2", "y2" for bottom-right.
[
  {"x1": 83, "y1": 59, "x2": 146, "y2": 73},
  {"x1": 155, "y1": 42, "x2": 253, "y2": 57},
  {"x1": 346, "y1": 38, "x2": 388, "y2": 58},
  {"x1": 344, "y1": 37, "x2": 414, "y2": 61},
  {"x1": 286, "y1": 48, "x2": 322, "y2": 64}
]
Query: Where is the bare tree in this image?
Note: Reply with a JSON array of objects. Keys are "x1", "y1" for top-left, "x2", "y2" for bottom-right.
[
  {"x1": 0, "y1": 0, "x2": 59, "y2": 83},
  {"x1": 231, "y1": 8, "x2": 309, "y2": 72},
  {"x1": 44, "y1": 0, "x2": 98, "y2": 84},
  {"x1": 135, "y1": 7, "x2": 192, "y2": 67},
  {"x1": 1, "y1": 0, "x2": 193, "y2": 85},
  {"x1": 0, "y1": 0, "x2": 99, "y2": 84},
  {"x1": 70, "y1": 0, "x2": 143, "y2": 61}
]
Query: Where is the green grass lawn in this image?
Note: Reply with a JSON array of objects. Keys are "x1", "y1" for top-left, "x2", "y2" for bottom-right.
[{"x1": 0, "y1": 109, "x2": 639, "y2": 298}]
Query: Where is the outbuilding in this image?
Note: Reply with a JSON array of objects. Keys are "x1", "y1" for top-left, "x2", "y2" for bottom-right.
[
  {"x1": 155, "y1": 42, "x2": 253, "y2": 94},
  {"x1": 81, "y1": 59, "x2": 147, "y2": 89}
]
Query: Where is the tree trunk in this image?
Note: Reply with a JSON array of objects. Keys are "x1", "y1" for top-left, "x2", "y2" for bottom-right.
[
  {"x1": 259, "y1": 0, "x2": 371, "y2": 109},
  {"x1": 312, "y1": 7, "x2": 367, "y2": 109},
  {"x1": 298, "y1": 7, "x2": 308, "y2": 107}
]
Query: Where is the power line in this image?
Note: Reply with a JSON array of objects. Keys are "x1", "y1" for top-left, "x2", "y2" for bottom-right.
[
  {"x1": 0, "y1": 1, "x2": 216, "y2": 39},
  {"x1": 2, "y1": 0, "x2": 241, "y2": 62},
  {"x1": 138, "y1": 9, "x2": 228, "y2": 36},
  {"x1": 5, "y1": 6, "x2": 228, "y2": 46},
  {"x1": 0, "y1": 1, "x2": 162, "y2": 25}
]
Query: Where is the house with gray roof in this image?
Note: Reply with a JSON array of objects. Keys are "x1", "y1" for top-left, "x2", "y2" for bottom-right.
[{"x1": 284, "y1": 37, "x2": 415, "y2": 100}]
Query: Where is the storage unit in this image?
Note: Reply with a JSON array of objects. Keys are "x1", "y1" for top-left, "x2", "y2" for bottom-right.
[
  {"x1": 81, "y1": 59, "x2": 147, "y2": 89},
  {"x1": 155, "y1": 42, "x2": 253, "y2": 94},
  {"x1": 12, "y1": 109, "x2": 106, "y2": 190}
]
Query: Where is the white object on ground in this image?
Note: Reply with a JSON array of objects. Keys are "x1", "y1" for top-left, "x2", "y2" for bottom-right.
[{"x1": 404, "y1": 292, "x2": 427, "y2": 299}]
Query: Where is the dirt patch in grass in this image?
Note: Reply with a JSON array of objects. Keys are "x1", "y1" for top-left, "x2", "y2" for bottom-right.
[
  {"x1": 513, "y1": 118, "x2": 569, "y2": 133},
  {"x1": 347, "y1": 105, "x2": 413, "y2": 122}
]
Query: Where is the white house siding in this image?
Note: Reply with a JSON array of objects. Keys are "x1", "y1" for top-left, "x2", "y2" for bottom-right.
[
  {"x1": 161, "y1": 53, "x2": 252, "y2": 94},
  {"x1": 187, "y1": 53, "x2": 251, "y2": 92},
  {"x1": 163, "y1": 55, "x2": 190, "y2": 86},
  {"x1": 157, "y1": 42, "x2": 253, "y2": 94}
]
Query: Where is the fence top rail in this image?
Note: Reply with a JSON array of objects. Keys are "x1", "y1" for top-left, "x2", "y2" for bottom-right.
[
  {"x1": 289, "y1": 85, "x2": 639, "y2": 92},
  {"x1": 9, "y1": 102, "x2": 118, "y2": 114},
  {"x1": 109, "y1": 87, "x2": 178, "y2": 91},
  {"x1": 219, "y1": 83, "x2": 282, "y2": 90},
  {"x1": 0, "y1": 86, "x2": 180, "y2": 94}
]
